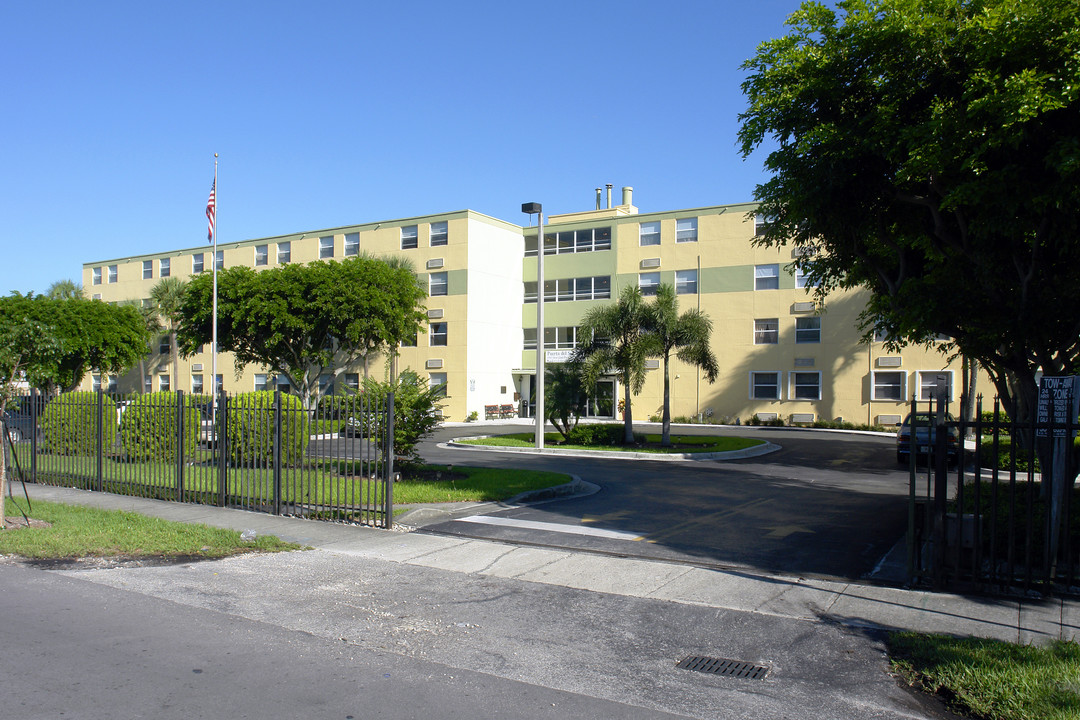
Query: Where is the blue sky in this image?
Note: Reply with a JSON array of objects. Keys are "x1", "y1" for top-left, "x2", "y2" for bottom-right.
[{"x1": 1, "y1": 0, "x2": 802, "y2": 296}]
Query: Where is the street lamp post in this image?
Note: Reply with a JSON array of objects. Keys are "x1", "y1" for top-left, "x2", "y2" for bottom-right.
[{"x1": 522, "y1": 202, "x2": 544, "y2": 450}]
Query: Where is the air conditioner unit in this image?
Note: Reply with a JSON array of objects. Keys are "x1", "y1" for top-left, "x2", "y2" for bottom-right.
[
  {"x1": 640, "y1": 258, "x2": 661, "y2": 269},
  {"x1": 792, "y1": 302, "x2": 816, "y2": 313},
  {"x1": 191, "y1": 363, "x2": 203, "y2": 371},
  {"x1": 427, "y1": 308, "x2": 444, "y2": 319},
  {"x1": 425, "y1": 359, "x2": 443, "y2": 369},
  {"x1": 794, "y1": 357, "x2": 815, "y2": 367},
  {"x1": 877, "y1": 414, "x2": 902, "y2": 426},
  {"x1": 790, "y1": 413, "x2": 815, "y2": 424},
  {"x1": 426, "y1": 258, "x2": 444, "y2": 269},
  {"x1": 876, "y1": 357, "x2": 902, "y2": 367},
  {"x1": 756, "y1": 412, "x2": 778, "y2": 422},
  {"x1": 644, "y1": 359, "x2": 660, "y2": 370}
]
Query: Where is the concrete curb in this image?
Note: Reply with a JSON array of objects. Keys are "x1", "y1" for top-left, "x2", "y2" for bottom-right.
[{"x1": 442, "y1": 437, "x2": 782, "y2": 461}]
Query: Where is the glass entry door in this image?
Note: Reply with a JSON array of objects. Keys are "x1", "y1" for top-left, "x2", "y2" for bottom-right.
[{"x1": 587, "y1": 379, "x2": 615, "y2": 418}]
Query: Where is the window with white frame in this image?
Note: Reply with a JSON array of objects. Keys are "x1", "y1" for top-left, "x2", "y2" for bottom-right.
[
  {"x1": 754, "y1": 319, "x2": 779, "y2": 344},
  {"x1": 429, "y1": 271, "x2": 448, "y2": 296},
  {"x1": 639, "y1": 272, "x2": 660, "y2": 296},
  {"x1": 794, "y1": 266, "x2": 816, "y2": 289},
  {"x1": 400, "y1": 331, "x2": 417, "y2": 347},
  {"x1": 254, "y1": 373, "x2": 270, "y2": 392},
  {"x1": 676, "y1": 217, "x2": 698, "y2": 243},
  {"x1": 159, "y1": 337, "x2": 170, "y2": 355},
  {"x1": 255, "y1": 244, "x2": 268, "y2": 266},
  {"x1": 401, "y1": 225, "x2": 418, "y2": 250},
  {"x1": 274, "y1": 375, "x2": 288, "y2": 392},
  {"x1": 344, "y1": 232, "x2": 359, "y2": 256},
  {"x1": 428, "y1": 372, "x2": 447, "y2": 397},
  {"x1": 92, "y1": 267, "x2": 102, "y2": 285},
  {"x1": 159, "y1": 374, "x2": 170, "y2": 392},
  {"x1": 319, "y1": 374, "x2": 334, "y2": 396},
  {"x1": 754, "y1": 213, "x2": 770, "y2": 236},
  {"x1": 872, "y1": 370, "x2": 906, "y2": 401},
  {"x1": 639, "y1": 221, "x2": 661, "y2": 246},
  {"x1": 524, "y1": 276, "x2": 611, "y2": 303},
  {"x1": 277, "y1": 242, "x2": 290, "y2": 264},
  {"x1": 430, "y1": 322, "x2": 448, "y2": 346},
  {"x1": 191, "y1": 374, "x2": 204, "y2": 394},
  {"x1": 107, "y1": 376, "x2": 117, "y2": 393},
  {"x1": 192, "y1": 253, "x2": 204, "y2": 274},
  {"x1": 790, "y1": 371, "x2": 821, "y2": 400},
  {"x1": 319, "y1": 236, "x2": 334, "y2": 259},
  {"x1": 430, "y1": 221, "x2": 448, "y2": 247},
  {"x1": 751, "y1": 371, "x2": 780, "y2": 399},
  {"x1": 754, "y1": 264, "x2": 779, "y2": 290},
  {"x1": 918, "y1": 370, "x2": 953, "y2": 401},
  {"x1": 343, "y1": 373, "x2": 360, "y2": 392},
  {"x1": 108, "y1": 265, "x2": 118, "y2": 283},
  {"x1": 795, "y1": 316, "x2": 821, "y2": 343},
  {"x1": 526, "y1": 226, "x2": 611, "y2": 256},
  {"x1": 143, "y1": 375, "x2": 152, "y2": 393},
  {"x1": 92, "y1": 374, "x2": 101, "y2": 392},
  {"x1": 143, "y1": 260, "x2": 153, "y2": 279},
  {"x1": 525, "y1": 326, "x2": 584, "y2": 350},
  {"x1": 215, "y1": 250, "x2": 223, "y2": 270},
  {"x1": 675, "y1": 269, "x2": 698, "y2": 295},
  {"x1": 160, "y1": 258, "x2": 170, "y2": 277}
]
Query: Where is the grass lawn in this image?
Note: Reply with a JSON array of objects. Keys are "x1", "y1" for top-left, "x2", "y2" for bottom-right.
[
  {"x1": 0, "y1": 499, "x2": 302, "y2": 559},
  {"x1": 390, "y1": 465, "x2": 572, "y2": 504},
  {"x1": 458, "y1": 432, "x2": 763, "y2": 454},
  {"x1": 889, "y1": 632, "x2": 1080, "y2": 720}
]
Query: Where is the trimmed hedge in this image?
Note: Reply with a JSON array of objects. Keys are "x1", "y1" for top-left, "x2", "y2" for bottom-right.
[
  {"x1": 565, "y1": 423, "x2": 642, "y2": 446},
  {"x1": 41, "y1": 391, "x2": 118, "y2": 456},
  {"x1": 119, "y1": 392, "x2": 200, "y2": 462},
  {"x1": 227, "y1": 391, "x2": 309, "y2": 466}
]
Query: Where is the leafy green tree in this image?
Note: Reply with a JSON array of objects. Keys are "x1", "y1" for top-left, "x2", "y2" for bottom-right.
[
  {"x1": 738, "y1": 0, "x2": 1080, "y2": 428},
  {"x1": 644, "y1": 284, "x2": 719, "y2": 447},
  {"x1": 545, "y1": 361, "x2": 586, "y2": 441},
  {"x1": 573, "y1": 285, "x2": 651, "y2": 444},
  {"x1": 177, "y1": 257, "x2": 427, "y2": 410},
  {"x1": 150, "y1": 278, "x2": 188, "y2": 390},
  {"x1": 363, "y1": 368, "x2": 446, "y2": 463},
  {"x1": 45, "y1": 279, "x2": 84, "y2": 301}
]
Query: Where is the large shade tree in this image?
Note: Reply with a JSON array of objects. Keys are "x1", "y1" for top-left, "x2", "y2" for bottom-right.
[
  {"x1": 644, "y1": 284, "x2": 719, "y2": 447},
  {"x1": 573, "y1": 285, "x2": 652, "y2": 444},
  {"x1": 738, "y1": 0, "x2": 1080, "y2": 427},
  {"x1": 177, "y1": 256, "x2": 427, "y2": 410}
]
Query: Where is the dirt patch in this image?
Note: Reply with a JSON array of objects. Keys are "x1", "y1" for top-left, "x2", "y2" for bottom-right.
[
  {"x1": 17, "y1": 553, "x2": 224, "y2": 571},
  {"x1": 2, "y1": 516, "x2": 52, "y2": 531}
]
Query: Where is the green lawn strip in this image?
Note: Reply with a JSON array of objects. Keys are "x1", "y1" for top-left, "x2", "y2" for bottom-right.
[
  {"x1": 459, "y1": 432, "x2": 762, "y2": 454},
  {"x1": 889, "y1": 632, "x2": 1080, "y2": 720},
  {"x1": 0, "y1": 499, "x2": 301, "y2": 559},
  {"x1": 391, "y1": 466, "x2": 571, "y2": 504}
]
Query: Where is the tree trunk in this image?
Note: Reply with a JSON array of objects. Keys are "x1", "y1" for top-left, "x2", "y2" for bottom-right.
[
  {"x1": 661, "y1": 353, "x2": 672, "y2": 447},
  {"x1": 0, "y1": 417, "x2": 6, "y2": 527},
  {"x1": 170, "y1": 331, "x2": 180, "y2": 392},
  {"x1": 622, "y1": 373, "x2": 634, "y2": 445}
]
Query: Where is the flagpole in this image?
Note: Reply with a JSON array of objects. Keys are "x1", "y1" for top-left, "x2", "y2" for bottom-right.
[{"x1": 211, "y1": 154, "x2": 219, "y2": 423}]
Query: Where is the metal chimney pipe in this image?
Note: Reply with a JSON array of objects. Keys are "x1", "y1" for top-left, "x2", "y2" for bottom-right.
[
  {"x1": 622, "y1": 186, "x2": 633, "y2": 207},
  {"x1": 595, "y1": 188, "x2": 602, "y2": 210},
  {"x1": 606, "y1": 184, "x2": 613, "y2": 209}
]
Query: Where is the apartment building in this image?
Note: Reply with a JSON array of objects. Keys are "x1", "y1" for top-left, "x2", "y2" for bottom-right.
[{"x1": 82, "y1": 188, "x2": 974, "y2": 425}]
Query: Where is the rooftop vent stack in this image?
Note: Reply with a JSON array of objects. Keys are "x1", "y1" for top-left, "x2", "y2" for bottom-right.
[
  {"x1": 595, "y1": 188, "x2": 602, "y2": 210},
  {"x1": 606, "y1": 183, "x2": 613, "y2": 208},
  {"x1": 622, "y1": 186, "x2": 633, "y2": 207}
]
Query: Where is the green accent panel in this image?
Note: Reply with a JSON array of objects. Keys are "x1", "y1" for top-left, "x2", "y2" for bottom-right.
[
  {"x1": 702, "y1": 266, "x2": 753, "y2": 293},
  {"x1": 521, "y1": 299, "x2": 611, "y2": 327},
  {"x1": 448, "y1": 268, "x2": 467, "y2": 295},
  {"x1": 543, "y1": 252, "x2": 615, "y2": 277}
]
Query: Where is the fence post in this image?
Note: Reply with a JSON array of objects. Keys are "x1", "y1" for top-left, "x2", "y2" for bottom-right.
[
  {"x1": 273, "y1": 388, "x2": 282, "y2": 515},
  {"x1": 384, "y1": 390, "x2": 395, "y2": 529},
  {"x1": 96, "y1": 390, "x2": 104, "y2": 492},
  {"x1": 176, "y1": 390, "x2": 185, "y2": 502},
  {"x1": 30, "y1": 388, "x2": 38, "y2": 484}
]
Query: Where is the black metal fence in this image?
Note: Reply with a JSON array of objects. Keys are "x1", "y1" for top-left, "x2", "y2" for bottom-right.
[
  {"x1": 907, "y1": 395, "x2": 1079, "y2": 595},
  {"x1": 2, "y1": 388, "x2": 395, "y2": 529}
]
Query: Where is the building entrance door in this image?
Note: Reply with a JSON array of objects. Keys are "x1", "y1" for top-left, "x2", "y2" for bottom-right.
[{"x1": 587, "y1": 379, "x2": 615, "y2": 418}]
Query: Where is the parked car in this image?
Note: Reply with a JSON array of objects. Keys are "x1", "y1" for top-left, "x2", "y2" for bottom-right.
[
  {"x1": 896, "y1": 411, "x2": 959, "y2": 466},
  {"x1": 1, "y1": 409, "x2": 41, "y2": 443}
]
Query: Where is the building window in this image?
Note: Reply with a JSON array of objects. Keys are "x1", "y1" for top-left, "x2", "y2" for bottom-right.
[
  {"x1": 639, "y1": 221, "x2": 661, "y2": 246},
  {"x1": 754, "y1": 319, "x2": 779, "y2": 345},
  {"x1": 795, "y1": 317, "x2": 821, "y2": 343},
  {"x1": 639, "y1": 272, "x2": 660, "y2": 296},
  {"x1": 429, "y1": 271, "x2": 448, "y2": 296},
  {"x1": 523, "y1": 327, "x2": 537, "y2": 350},
  {"x1": 525, "y1": 276, "x2": 610, "y2": 303},
  {"x1": 751, "y1": 371, "x2": 780, "y2": 399},
  {"x1": 92, "y1": 267, "x2": 102, "y2": 285},
  {"x1": 192, "y1": 253, "x2": 204, "y2": 274},
  {"x1": 160, "y1": 258, "x2": 170, "y2": 277},
  {"x1": 343, "y1": 373, "x2": 360, "y2": 392},
  {"x1": 275, "y1": 375, "x2": 289, "y2": 392},
  {"x1": 255, "y1": 244, "x2": 268, "y2": 266},
  {"x1": 675, "y1": 269, "x2": 698, "y2": 295},
  {"x1": 143, "y1": 260, "x2": 153, "y2": 279},
  {"x1": 795, "y1": 267, "x2": 816, "y2": 289},
  {"x1": 107, "y1": 376, "x2": 117, "y2": 393},
  {"x1": 401, "y1": 225, "x2": 418, "y2": 250},
  {"x1": 144, "y1": 375, "x2": 152, "y2": 394},
  {"x1": 428, "y1": 372, "x2": 447, "y2": 397},
  {"x1": 676, "y1": 217, "x2": 698, "y2": 243},
  {"x1": 108, "y1": 265, "x2": 118, "y2": 283},
  {"x1": 526, "y1": 226, "x2": 611, "y2": 256},
  {"x1": 400, "y1": 332, "x2": 417, "y2": 347},
  {"x1": 319, "y1": 374, "x2": 334, "y2": 396},
  {"x1": 754, "y1": 213, "x2": 770, "y2": 237},
  {"x1": 192, "y1": 374, "x2": 204, "y2": 394},
  {"x1": 790, "y1": 371, "x2": 821, "y2": 400},
  {"x1": 918, "y1": 370, "x2": 954, "y2": 402},
  {"x1": 872, "y1": 371, "x2": 906, "y2": 401},
  {"x1": 254, "y1": 373, "x2": 270, "y2": 392},
  {"x1": 159, "y1": 337, "x2": 170, "y2": 354},
  {"x1": 92, "y1": 374, "x2": 101, "y2": 392},
  {"x1": 344, "y1": 232, "x2": 359, "y2": 256},
  {"x1": 159, "y1": 374, "x2": 170, "y2": 392},
  {"x1": 755, "y1": 264, "x2": 779, "y2": 290},
  {"x1": 215, "y1": 250, "x2": 223, "y2": 270},
  {"x1": 320, "y1": 236, "x2": 334, "y2": 259},
  {"x1": 92, "y1": 293, "x2": 101, "y2": 300},
  {"x1": 430, "y1": 322, "x2": 448, "y2": 346},
  {"x1": 277, "y1": 242, "x2": 290, "y2": 264},
  {"x1": 430, "y1": 221, "x2": 448, "y2": 247}
]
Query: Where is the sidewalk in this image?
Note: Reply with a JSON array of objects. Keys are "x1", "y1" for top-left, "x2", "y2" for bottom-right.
[{"x1": 15, "y1": 482, "x2": 1080, "y2": 647}]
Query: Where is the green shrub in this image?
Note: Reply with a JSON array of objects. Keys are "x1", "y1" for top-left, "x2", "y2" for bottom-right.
[
  {"x1": 119, "y1": 392, "x2": 200, "y2": 462},
  {"x1": 226, "y1": 391, "x2": 309, "y2": 466},
  {"x1": 565, "y1": 423, "x2": 642, "y2": 446},
  {"x1": 363, "y1": 369, "x2": 445, "y2": 463},
  {"x1": 41, "y1": 391, "x2": 118, "y2": 456}
]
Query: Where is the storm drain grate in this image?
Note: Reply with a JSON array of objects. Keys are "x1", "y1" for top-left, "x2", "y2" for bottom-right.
[{"x1": 676, "y1": 656, "x2": 770, "y2": 680}]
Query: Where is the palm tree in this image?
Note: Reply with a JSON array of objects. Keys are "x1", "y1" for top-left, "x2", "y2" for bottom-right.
[
  {"x1": 119, "y1": 299, "x2": 162, "y2": 393},
  {"x1": 573, "y1": 285, "x2": 652, "y2": 444},
  {"x1": 644, "y1": 284, "x2": 719, "y2": 447},
  {"x1": 545, "y1": 361, "x2": 586, "y2": 441},
  {"x1": 149, "y1": 278, "x2": 188, "y2": 390},
  {"x1": 46, "y1": 279, "x2": 84, "y2": 301}
]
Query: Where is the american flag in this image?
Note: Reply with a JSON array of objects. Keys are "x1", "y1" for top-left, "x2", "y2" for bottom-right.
[{"x1": 206, "y1": 179, "x2": 216, "y2": 242}]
